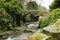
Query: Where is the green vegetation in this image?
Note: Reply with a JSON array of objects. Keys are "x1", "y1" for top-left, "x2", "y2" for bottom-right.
[
  {"x1": 39, "y1": 18, "x2": 50, "y2": 28},
  {"x1": 26, "y1": 1, "x2": 38, "y2": 10},
  {"x1": 0, "y1": 0, "x2": 24, "y2": 31},
  {"x1": 50, "y1": 0, "x2": 60, "y2": 10},
  {"x1": 0, "y1": 8, "x2": 13, "y2": 31},
  {"x1": 49, "y1": 8, "x2": 60, "y2": 24}
]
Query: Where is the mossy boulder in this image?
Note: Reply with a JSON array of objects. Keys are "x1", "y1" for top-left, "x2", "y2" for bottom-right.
[
  {"x1": 27, "y1": 33, "x2": 56, "y2": 40},
  {"x1": 43, "y1": 19, "x2": 60, "y2": 40},
  {"x1": 43, "y1": 19, "x2": 60, "y2": 33}
]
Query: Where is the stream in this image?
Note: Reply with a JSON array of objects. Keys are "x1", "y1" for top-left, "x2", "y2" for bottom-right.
[{"x1": 6, "y1": 22, "x2": 39, "y2": 40}]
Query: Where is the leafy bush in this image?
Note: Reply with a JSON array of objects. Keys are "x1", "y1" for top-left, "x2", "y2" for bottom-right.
[
  {"x1": 0, "y1": 8, "x2": 13, "y2": 30},
  {"x1": 49, "y1": 8, "x2": 60, "y2": 24},
  {"x1": 0, "y1": 0, "x2": 24, "y2": 31},
  {"x1": 0, "y1": 0, "x2": 24, "y2": 26},
  {"x1": 39, "y1": 18, "x2": 50, "y2": 28}
]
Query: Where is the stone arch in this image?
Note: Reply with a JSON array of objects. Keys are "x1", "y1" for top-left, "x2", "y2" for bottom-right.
[
  {"x1": 23, "y1": 13, "x2": 32, "y2": 23},
  {"x1": 23, "y1": 13, "x2": 39, "y2": 23}
]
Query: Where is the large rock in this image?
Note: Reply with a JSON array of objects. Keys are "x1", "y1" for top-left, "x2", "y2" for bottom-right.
[{"x1": 43, "y1": 19, "x2": 60, "y2": 40}]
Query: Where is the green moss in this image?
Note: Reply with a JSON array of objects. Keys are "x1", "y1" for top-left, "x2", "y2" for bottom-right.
[
  {"x1": 54, "y1": 19, "x2": 60, "y2": 27},
  {"x1": 28, "y1": 33, "x2": 51, "y2": 40}
]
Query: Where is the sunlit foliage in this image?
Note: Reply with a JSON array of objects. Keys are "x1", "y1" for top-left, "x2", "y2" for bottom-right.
[{"x1": 49, "y1": 8, "x2": 60, "y2": 24}]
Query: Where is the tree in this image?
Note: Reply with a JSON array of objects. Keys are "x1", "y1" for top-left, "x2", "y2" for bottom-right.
[
  {"x1": 26, "y1": 1, "x2": 38, "y2": 10},
  {"x1": 0, "y1": 7, "x2": 13, "y2": 30},
  {"x1": 50, "y1": 0, "x2": 60, "y2": 10},
  {"x1": 0, "y1": 0, "x2": 24, "y2": 26},
  {"x1": 0, "y1": 0, "x2": 24, "y2": 31}
]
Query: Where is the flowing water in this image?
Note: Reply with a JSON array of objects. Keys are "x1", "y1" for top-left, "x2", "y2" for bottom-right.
[
  {"x1": 6, "y1": 22, "x2": 39, "y2": 40},
  {"x1": 6, "y1": 33, "x2": 33, "y2": 40}
]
